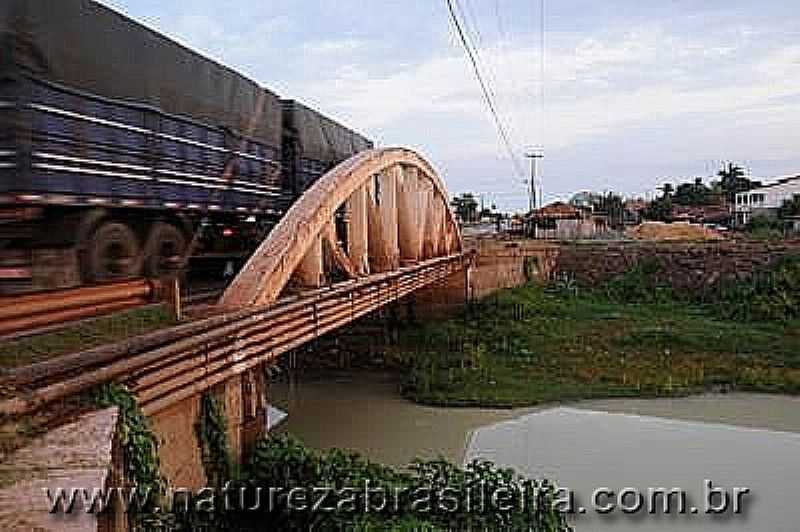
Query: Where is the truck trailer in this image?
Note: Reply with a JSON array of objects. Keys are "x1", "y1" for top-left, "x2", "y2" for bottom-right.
[{"x1": 0, "y1": 0, "x2": 372, "y2": 293}]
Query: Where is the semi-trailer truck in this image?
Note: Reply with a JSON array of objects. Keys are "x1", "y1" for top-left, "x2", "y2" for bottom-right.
[{"x1": 0, "y1": 0, "x2": 373, "y2": 293}]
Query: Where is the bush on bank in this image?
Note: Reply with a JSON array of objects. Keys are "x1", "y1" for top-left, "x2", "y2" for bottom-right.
[
  {"x1": 398, "y1": 268, "x2": 800, "y2": 407},
  {"x1": 713, "y1": 256, "x2": 800, "y2": 322},
  {"x1": 178, "y1": 435, "x2": 571, "y2": 532},
  {"x1": 91, "y1": 386, "x2": 569, "y2": 531},
  {"x1": 593, "y1": 255, "x2": 800, "y2": 322}
]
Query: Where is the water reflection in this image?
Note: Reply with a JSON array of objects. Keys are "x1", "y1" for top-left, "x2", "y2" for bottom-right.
[
  {"x1": 467, "y1": 407, "x2": 800, "y2": 532},
  {"x1": 271, "y1": 371, "x2": 800, "y2": 531}
]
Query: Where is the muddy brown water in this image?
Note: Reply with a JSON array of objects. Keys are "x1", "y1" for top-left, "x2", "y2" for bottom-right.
[{"x1": 271, "y1": 371, "x2": 800, "y2": 532}]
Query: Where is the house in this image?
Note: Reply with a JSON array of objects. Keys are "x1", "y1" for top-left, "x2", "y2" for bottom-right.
[
  {"x1": 734, "y1": 175, "x2": 800, "y2": 226},
  {"x1": 526, "y1": 202, "x2": 606, "y2": 239}
]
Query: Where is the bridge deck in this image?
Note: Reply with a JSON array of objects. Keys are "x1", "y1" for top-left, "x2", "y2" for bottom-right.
[{"x1": 1, "y1": 253, "x2": 468, "y2": 417}]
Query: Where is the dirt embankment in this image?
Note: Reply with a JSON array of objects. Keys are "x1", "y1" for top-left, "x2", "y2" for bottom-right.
[{"x1": 626, "y1": 221, "x2": 724, "y2": 241}]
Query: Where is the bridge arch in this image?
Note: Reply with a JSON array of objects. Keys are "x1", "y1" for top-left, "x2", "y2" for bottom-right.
[{"x1": 220, "y1": 147, "x2": 463, "y2": 309}]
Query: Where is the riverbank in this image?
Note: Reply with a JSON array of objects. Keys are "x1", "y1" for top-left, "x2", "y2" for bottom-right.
[{"x1": 395, "y1": 283, "x2": 800, "y2": 408}]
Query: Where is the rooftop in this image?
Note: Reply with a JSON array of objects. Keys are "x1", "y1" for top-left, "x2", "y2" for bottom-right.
[
  {"x1": 527, "y1": 202, "x2": 583, "y2": 220},
  {"x1": 740, "y1": 175, "x2": 800, "y2": 193}
]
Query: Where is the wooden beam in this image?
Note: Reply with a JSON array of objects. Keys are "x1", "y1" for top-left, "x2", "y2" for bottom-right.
[
  {"x1": 323, "y1": 223, "x2": 359, "y2": 279},
  {"x1": 420, "y1": 180, "x2": 434, "y2": 259},
  {"x1": 398, "y1": 166, "x2": 423, "y2": 263},
  {"x1": 379, "y1": 167, "x2": 400, "y2": 270},
  {"x1": 367, "y1": 168, "x2": 400, "y2": 272},
  {"x1": 421, "y1": 188, "x2": 440, "y2": 259},
  {"x1": 345, "y1": 184, "x2": 369, "y2": 276}
]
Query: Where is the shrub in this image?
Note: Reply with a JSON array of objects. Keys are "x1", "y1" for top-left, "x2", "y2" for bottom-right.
[
  {"x1": 602, "y1": 259, "x2": 674, "y2": 303},
  {"x1": 715, "y1": 256, "x2": 800, "y2": 322},
  {"x1": 221, "y1": 435, "x2": 571, "y2": 531}
]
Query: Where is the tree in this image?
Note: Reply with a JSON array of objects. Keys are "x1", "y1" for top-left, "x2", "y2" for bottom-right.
[
  {"x1": 659, "y1": 183, "x2": 675, "y2": 198},
  {"x1": 644, "y1": 196, "x2": 673, "y2": 222},
  {"x1": 644, "y1": 184, "x2": 674, "y2": 222},
  {"x1": 450, "y1": 193, "x2": 479, "y2": 223},
  {"x1": 674, "y1": 177, "x2": 711, "y2": 206},
  {"x1": 717, "y1": 162, "x2": 761, "y2": 204}
]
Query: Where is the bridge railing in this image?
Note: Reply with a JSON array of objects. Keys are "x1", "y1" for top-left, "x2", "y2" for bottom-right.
[{"x1": 1, "y1": 253, "x2": 469, "y2": 417}]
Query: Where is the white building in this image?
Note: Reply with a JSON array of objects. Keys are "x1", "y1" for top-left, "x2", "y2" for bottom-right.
[{"x1": 734, "y1": 175, "x2": 800, "y2": 226}]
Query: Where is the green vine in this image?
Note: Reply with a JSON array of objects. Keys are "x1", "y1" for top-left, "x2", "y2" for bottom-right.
[
  {"x1": 87, "y1": 383, "x2": 168, "y2": 529},
  {"x1": 195, "y1": 392, "x2": 233, "y2": 488}
]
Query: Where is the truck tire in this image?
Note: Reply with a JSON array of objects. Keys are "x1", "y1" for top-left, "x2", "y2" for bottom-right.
[
  {"x1": 143, "y1": 222, "x2": 187, "y2": 278},
  {"x1": 84, "y1": 222, "x2": 143, "y2": 283}
]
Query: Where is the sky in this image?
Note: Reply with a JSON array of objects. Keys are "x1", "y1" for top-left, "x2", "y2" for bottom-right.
[{"x1": 100, "y1": 0, "x2": 800, "y2": 212}]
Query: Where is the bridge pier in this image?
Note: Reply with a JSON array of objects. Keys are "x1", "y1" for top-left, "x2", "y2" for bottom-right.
[
  {"x1": 149, "y1": 397, "x2": 206, "y2": 489},
  {"x1": 409, "y1": 265, "x2": 471, "y2": 320},
  {"x1": 149, "y1": 364, "x2": 271, "y2": 490}
]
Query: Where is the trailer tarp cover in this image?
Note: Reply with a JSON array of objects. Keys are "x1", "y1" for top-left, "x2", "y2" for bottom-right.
[
  {"x1": 0, "y1": 0, "x2": 281, "y2": 148},
  {"x1": 282, "y1": 100, "x2": 373, "y2": 164}
]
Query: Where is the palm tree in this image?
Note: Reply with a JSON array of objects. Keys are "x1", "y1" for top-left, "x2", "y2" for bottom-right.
[
  {"x1": 658, "y1": 183, "x2": 675, "y2": 198},
  {"x1": 450, "y1": 193, "x2": 479, "y2": 223},
  {"x1": 717, "y1": 163, "x2": 747, "y2": 204}
]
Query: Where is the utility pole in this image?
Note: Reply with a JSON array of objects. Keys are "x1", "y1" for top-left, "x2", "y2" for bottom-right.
[{"x1": 525, "y1": 150, "x2": 544, "y2": 212}]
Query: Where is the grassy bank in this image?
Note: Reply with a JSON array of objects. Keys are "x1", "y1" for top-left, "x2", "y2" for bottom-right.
[{"x1": 396, "y1": 284, "x2": 800, "y2": 408}]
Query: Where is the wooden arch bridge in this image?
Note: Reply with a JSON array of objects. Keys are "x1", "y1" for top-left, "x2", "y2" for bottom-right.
[
  {"x1": 0, "y1": 149, "x2": 481, "y2": 525},
  {"x1": 221, "y1": 147, "x2": 464, "y2": 309},
  {"x1": 3, "y1": 148, "x2": 469, "y2": 421}
]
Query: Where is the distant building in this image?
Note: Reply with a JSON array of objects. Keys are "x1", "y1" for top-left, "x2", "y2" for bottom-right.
[
  {"x1": 734, "y1": 175, "x2": 800, "y2": 226},
  {"x1": 526, "y1": 202, "x2": 606, "y2": 239}
]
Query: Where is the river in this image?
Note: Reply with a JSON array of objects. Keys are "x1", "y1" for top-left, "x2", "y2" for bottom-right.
[{"x1": 270, "y1": 370, "x2": 800, "y2": 531}]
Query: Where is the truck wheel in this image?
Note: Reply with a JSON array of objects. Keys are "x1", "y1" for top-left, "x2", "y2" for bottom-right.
[
  {"x1": 85, "y1": 222, "x2": 143, "y2": 282},
  {"x1": 143, "y1": 222, "x2": 187, "y2": 278}
]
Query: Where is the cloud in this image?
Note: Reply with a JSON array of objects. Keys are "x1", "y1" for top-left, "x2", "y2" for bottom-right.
[
  {"x1": 303, "y1": 38, "x2": 364, "y2": 55},
  {"x1": 756, "y1": 45, "x2": 800, "y2": 78},
  {"x1": 95, "y1": 0, "x2": 800, "y2": 208},
  {"x1": 298, "y1": 23, "x2": 799, "y2": 153}
]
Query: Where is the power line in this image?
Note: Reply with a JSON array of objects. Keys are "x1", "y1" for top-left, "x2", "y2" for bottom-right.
[
  {"x1": 460, "y1": 0, "x2": 525, "y2": 174},
  {"x1": 461, "y1": 0, "x2": 484, "y2": 48},
  {"x1": 446, "y1": 0, "x2": 526, "y2": 181},
  {"x1": 539, "y1": 0, "x2": 546, "y2": 148},
  {"x1": 532, "y1": 0, "x2": 546, "y2": 207},
  {"x1": 453, "y1": 1, "x2": 501, "y2": 108},
  {"x1": 494, "y1": 0, "x2": 506, "y2": 42}
]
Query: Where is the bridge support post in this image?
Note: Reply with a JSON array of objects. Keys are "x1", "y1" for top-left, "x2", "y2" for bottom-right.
[
  {"x1": 241, "y1": 365, "x2": 269, "y2": 452},
  {"x1": 346, "y1": 184, "x2": 370, "y2": 276},
  {"x1": 422, "y1": 191, "x2": 445, "y2": 259},
  {"x1": 367, "y1": 169, "x2": 400, "y2": 272},
  {"x1": 215, "y1": 376, "x2": 244, "y2": 467},
  {"x1": 398, "y1": 166, "x2": 424, "y2": 263},
  {"x1": 418, "y1": 180, "x2": 435, "y2": 260}
]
